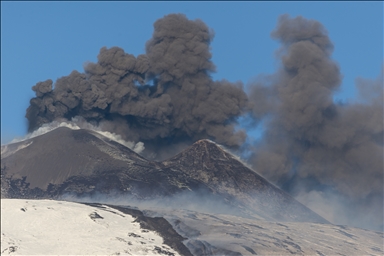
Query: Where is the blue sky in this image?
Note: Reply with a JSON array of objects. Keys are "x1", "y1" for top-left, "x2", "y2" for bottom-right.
[{"x1": 1, "y1": 1, "x2": 383, "y2": 143}]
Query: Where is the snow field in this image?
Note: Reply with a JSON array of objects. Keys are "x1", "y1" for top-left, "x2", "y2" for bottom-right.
[{"x1": 1, "y1": 199, "x2": 179, "y2": 255}]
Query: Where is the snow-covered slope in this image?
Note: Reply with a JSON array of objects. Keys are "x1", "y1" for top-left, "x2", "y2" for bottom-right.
[
  {"x1": 151, "y1": 208, "x2": 383, "y2": 255},
  {"x1": 1, "y1": 199, "x2": 179, "y2": 255},
  {"x1": 2, "y1": 199, "x2": 383, "y2": 256}
]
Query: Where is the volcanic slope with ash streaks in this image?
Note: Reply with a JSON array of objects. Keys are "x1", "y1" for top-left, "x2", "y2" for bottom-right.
[
  {"x1": 1, "y1": 127, "x2": 207, "y2": 200},
  {"x1": 2, "y1": 127, "x2": 326, "y2": 224},
  {"x1": 161, "y1": 139, "x2": 328, "y2": 223}
]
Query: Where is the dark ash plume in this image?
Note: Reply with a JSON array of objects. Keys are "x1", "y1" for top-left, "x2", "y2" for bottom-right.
[
  {"x1": 26, "y1": 14, "x2": 247, "y2": 159},
  {"x1": 248, "y1": 14, "x2": 383, "y2": 230}
]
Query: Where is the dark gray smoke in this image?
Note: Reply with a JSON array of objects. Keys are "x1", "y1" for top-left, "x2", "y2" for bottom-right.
[
  {"x1": 25, "y1": 13, "x2": 383, "y2": 230},
  {"x1": 26, "y1": 13, "x2": 247, "y2": 159},
  {"x1": 248, "y1": 14, "x2": 383, "y2": 231}
]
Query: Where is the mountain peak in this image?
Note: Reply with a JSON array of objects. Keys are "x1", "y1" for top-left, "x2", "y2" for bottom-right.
[
  {"x1": 2, "y1": 128, "x2": 328, "y2": 224},
  {"x1": 161, "y1": 139, "x2": 329, "y2": 223},
  {"x1": 194, "y1": 139, "x2": 216, "y2": 144},
  {"x1": 1, "y1": 128, "x2": 148, "y2": 193},
  {"x1": 172, "y1": 138, "x2": 233, "y2": 162}
]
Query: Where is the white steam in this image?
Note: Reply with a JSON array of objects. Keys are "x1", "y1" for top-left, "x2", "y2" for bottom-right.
[
  {"x1": 60, "y1": 189, "x2": 253, "y2": 220},
  {"x1": 1, "y1": 141, "x2": 33, "y2": 159},
  {"x1": 5, "y1": 116, "x2": 145, "y2": 154},
  {"x1": 295, "y1": 189, "x2": 382, "y2": 231}
]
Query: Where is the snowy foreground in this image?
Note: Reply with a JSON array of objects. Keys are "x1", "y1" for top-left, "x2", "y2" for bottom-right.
[
  {"x1": 1, "y1": 199, "x2": 383, "y2": 255},
  {"x1": 1, "y1": 199, "x2": 179, "y2": 255}
]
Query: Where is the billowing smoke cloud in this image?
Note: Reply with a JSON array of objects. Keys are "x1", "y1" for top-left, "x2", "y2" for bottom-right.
[
  {"x1": 24, "y1": 13, "x2": 382, "y2": 230},
  {"x1": 248, "y1": 14, "x2": 383, "y2": 231},
  {"x1": 26, "y1": 13, "x2": 247, "y2": 160}
]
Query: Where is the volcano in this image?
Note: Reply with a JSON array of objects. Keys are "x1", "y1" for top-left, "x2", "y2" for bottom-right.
[{"x1": 1, "y1": 127, "x2": 327, "y2": 223}]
